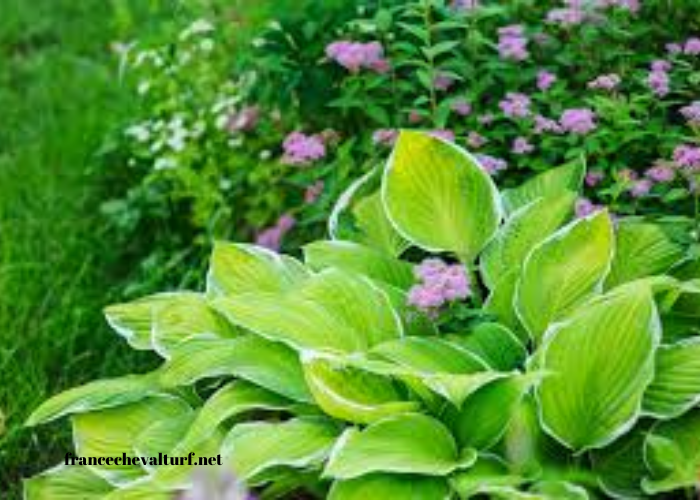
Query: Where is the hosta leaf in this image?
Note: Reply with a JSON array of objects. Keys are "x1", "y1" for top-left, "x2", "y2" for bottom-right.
[
  {"x1": 353, "y1": 191, "x2": 411, "y2": 256},
  {"x1": 538, "y1": 285, "x2": 659, "y2": 450},
  {"x1": 173, "y1": 381, "x2": 295, "y2": 454},
  {"x1": 324, "y1": 413, "x2": 476, "y2": 479},
  {"x1": 451, "y1": 456, "x2": 525, "y2": 498},
  {"x1": 158, "y1": 337, "x2": 312, "y2": 403},
  {"x1": 222, "y1": 417, "x2": 340, "y2": 481},
  {"x1": 329, "y1": 474, "x2": 450, "y2": 500},
  {"x1": 476, "y1": 482, "x2": 589, "y2": 500},
  {"x1": 454, "y1": 374, "x2": 537, "y2": 450},
  {"x1": 642, "y1": 409, "x2": 700, "y2": 494},
  {"x1": 450, "y1": 323, "x2": 527, "y2": 371},
  {"x1": 376, "y1": 283, "x2": 439, "y2": 337},
  {"x1": 643, "y1": 338, "x2": 700, "y2": 419},
  {"x1": 214, "y1": 269, "x2": 402, "y2": 354},
  {"x1": 304, "y1": 240, "x2": 414, "y2": 289},
  {"x1": 207, "y1": 242, "x2": 308, "y2": 297},
  {"x1": 481, "y1": 193, "x2": 575, "y2": 289},
  {"x1": 484, "y1": 270, "x2": 523, "y2": 334},
  {"x1": 382, "y1": 130, "x2": 501, "y2": 261},
  {"x1": 24, "y1": 465, "x2": 113, "y2": 499},
  {"x1": 72, "y1": 395, "x2": 191, "y2": 485},
  {"x1": 303, "y1": 357, "x2": 419, "y2": 424},
  {"x1": 605, "y1": 220, "x2": 686, "y2": 289},
  {"x1": 26, "y1": 373, "x2": 160, "y2": 426},
  {"x1": 516, "y1": 210, "x2": 614, "y2": 342},
  {"x1": 591, "y1": 427, "x2": 647, "y2": 499},
  {"x1": 501, "y1": 159, "x2": 584, "y2": 214},
  {"x1": 134, "y1": 413, "x2": 195, "y2": 466}
]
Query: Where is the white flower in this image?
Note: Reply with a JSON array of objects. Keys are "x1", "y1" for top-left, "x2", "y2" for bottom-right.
[{"x1": 125, "y1": 123, "x2": 150, "y2": 142}]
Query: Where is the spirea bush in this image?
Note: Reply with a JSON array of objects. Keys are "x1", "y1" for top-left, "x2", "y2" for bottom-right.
[
  {"x1": 103, "y1": 0, "x2": 700, "y2": 295},
  {"x1": 26, "y1": 132, "x2": 700, "y2": 499}
]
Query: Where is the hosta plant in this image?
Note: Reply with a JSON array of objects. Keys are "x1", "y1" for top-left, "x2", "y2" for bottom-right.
[{"x1": 26, "y1": 132, "x2": 700, "y2": 499}]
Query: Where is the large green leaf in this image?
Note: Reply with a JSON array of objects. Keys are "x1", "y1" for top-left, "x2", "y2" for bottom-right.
[
  {"x1": 24, "y1": 465, "x2": 113, "y2": 500},
  {"x1": 591, "y1": 427, "x2": 647, "y2": 499},
  {"x1": 516, "y1": 210, "x2": 614, "y2": 342},
  {"x1": 214, "y1": 269, "x2": 402, "y2": 354},
  {"x1": 324, "y1": 413, "x2": 476, "y2": 479},
  {"x1": 382, "y1": 130, "x2": 501, "y2": 261},
  {"x1": 329, "y1": 474, "x2": 450, "y2": 500},
  {"x1": 484, "y1": 270, "x2": 523, "y2": 334},
  {"x1": 481, "y1": 193, "x2": 575, "y2": 289},
  {"x1": 222, "y1": 417, "x2": 340, "y2": 481},
  {"x1": 643, "y1": 338, "x2": 700, "y2": 419},
  {"x1": 642, "y1": 409, "x2": 700, "y2": 494},
  {"x1": 451, "y1": 456, "x2": 525, "y2": 498},
  {"x1": 449, "y1": 323, "x2": 527, "y2": 371},
  {"x1": 158, "y1": 337, "x2": 312, "y2": 403},
  {"x1": 605, "y1": 220, "x2": 687, "y2": 289},
  {"x1": 26, "y1": 373, "x2": 160, "y2": 426},
  {"x1": 538, "y1": 285, "x2": 659, "y2": 450},
  {"x1": 304, "y1": 240, "x2": 414, "y2": 289},
  {"x1": 206, "y1": 242, "x2": 308, "y2": 297},
  {"x1": 72, "y1": 395, "x2": 191, "y2": 485},
  {"x1": 353, "y1": 191, "x2": 411, "y2": 256},
  {"x1": 501, "y1": 159, "x2": 584, "y2": 214},
  {"x1": 303, "y1": 357, "x2": 419, "y2": 424}
]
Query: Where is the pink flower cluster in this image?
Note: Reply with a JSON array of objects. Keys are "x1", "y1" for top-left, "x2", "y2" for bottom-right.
[
  {"x1": 304, "y1": 181, "x2": 324, "y2": 204},
  {"x1": 498, "y1": 25, "x2": 529, "y2": 61},
  {"x1": 667, "y1": 37, "x2": 700, "y2": 56},
  {"x1": 452, "y1": 0, "x2": 480, "y2": 10},
  {"x1": 559, "y1": 108, "x2": 597, "y2": 135},
  {"x1": 680, "y1": 102, "x2": 700, "y2": 127},
  {"x1": 512, "y1": 137, "x2": 534, "y2": 155},
  {"x1": 588, "y1": 73, "x2": 621, "y2": 91},
  {"x1": 585, "y1": 170, "x2": 605, "y2": 187},
  {"x1": 575, "y1": 198, "x2": 603, "y2": 218},
  {"x1": 537, "y1": 70, "x2": 557, "y2": 91},
  {"x1": 372, "y1": 129, "x2": 399, "y2": 147},
  {"x1": 408, "y1": 259, "x2": 471, "y2": 313},
  {"x1": 451, "y1": 98, "x2": 472, "y2": 116},
  {"x1": 467, "y1": 131, "x2": 487, "y2": 149},
  {"x1": 499, "y1": 92, "x2": 531, "y2": 118},
  {"x1": 673, "y1": 144, "x2": 700, "y2": 173},
  {"x1": 476, "y1": 154, "x2": 508, "y2": 175},
  {"x1": 255, "y1": 214, "x2": 296, "y2": 252},
  {"x1": 434, "y1": 73, "x2": 456, "y2": 91},
  {"x1": 281, "y1": 132, "x2": 326, "y2": 166},
  {"x1": 227, "y1": 106, "x2": 259, "y2": 133},
  {"x1": 647, "y1": 60, "x2": 671, "y2": 97},
  {"x1": 534, "y1": 115, "x2": 562, "y2": 134},
  {"x1": 325, "y1": 41, "x2": 389, "y2": 73}
]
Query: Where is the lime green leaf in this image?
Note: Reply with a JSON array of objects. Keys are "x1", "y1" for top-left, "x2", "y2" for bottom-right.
[
  {"x1": 134, "y1": 413, "x2": 195, "y2": 465},
  {"x1": 325, "y1": 413, "x2": 475, "y2": 479},
  {"x1": 516, "y1": 210, "x2": 615, "y2": 342},
  {"x1": 642, "y1": 409, "x2": 700, "y2": 494},
  {"x1": 454, "y1": 374, "x2": 537, "y2": 450},
  {"x1": 450, "y1": 323, "x2": 527, "y2": 371},
  {"x1": 329, "y1": 474, "x2": 450, "y2": 500},
  {"x1": 538, "y1": 285, "x2": 659, "y2": 450},
  {"x1": 383, "y1": 130, "x2": 502, "y2": 261},
  {"x1": 207, "y1": 242, "x2": 308, "y2": 297},
  {"x1": 502, "y1": 159, "x2": 584, "y2": 214},
  {"x1": 481, "y1": 193, "x2": 576, "y2": 289},
  {"x1": 72, "y1": 395, "x2": 191, "y2": 485},
  {"x1": 353, "y1": 191, "x2": 411, "y2": 256},
  {"x1": 451, "y1": 456, "x2": 525, "y2": 498},
  {"x1": 476, "y1": 482, "x2": 589, "y2": 500},
  {"x1": 222, "y1": 417, "x2": 340, "y2": 481},
  {"x1": 214, "y1": 269, "x2": 402, "y2": 354},
  {"x1": 484, "y1": 270, "x2": 524, "y2": 334},
  {"x1": 104, "y1": 293, "x2": 178, "y2": 350},
  {"x1": 605, "y1": 221, "x2": 687, "y2": 289},
  {"x1": 643, "y1": 338, "x2": 700, "y2": 419},
  {"x1": 303, "y1": 357, "x2": 419, "y2": 424},
  {"x1": 501, "y1": 396, "x2": 548, "y2": 478},
  {"x1": 591, "y1": 427, "x2": 647, "y2": 499},
  {"x1": 304, "y1": 240, "x2": 414, "y2": 289},
  {"x1": 26, "y1": 373, "x2": 159, "y2": 426},
  {"x1": 158, "y1": 337, "x2": 312, "y2": 403},
  {"x1": 24, "y1": 465, "x2": 113, "y2": 499}
]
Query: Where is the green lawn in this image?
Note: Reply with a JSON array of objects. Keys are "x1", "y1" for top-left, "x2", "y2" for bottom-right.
[{"x1": 0, "y1": 0, "x2": 177, "y2": 495}]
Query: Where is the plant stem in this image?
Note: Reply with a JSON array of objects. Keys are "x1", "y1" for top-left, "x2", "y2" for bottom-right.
[{"x1": 423, "y1": 1, "x2": 438, "y2": 126}]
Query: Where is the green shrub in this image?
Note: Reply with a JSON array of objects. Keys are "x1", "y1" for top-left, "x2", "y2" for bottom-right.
[{"x1": 26, "y1": 132, "x2": 700, "y2": 498}]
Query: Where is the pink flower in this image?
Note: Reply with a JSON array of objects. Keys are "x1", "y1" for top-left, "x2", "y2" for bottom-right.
[
  {"x1": 499, "y1": 92, "x2": 531, "y2": 118},
  {"x1": 618, "y1": 168, "x2": 638, "y2": 181},
  {"x1": 512, "y1": 137, "x2": 534, "y2": 155},
  {"x1": 588, "y1": 73, "x2": 621, "y2": 91},
  {"x1": 537, "y1": 70, "x2": 557, "y2": 91},
  {"x1": 430, "y1": 130, "x2": 456, "y2": 142},
  {"x1": 585, "y1": 170, "x2": 605, "y2": 187},
  {"x1": 680, "y1": 101, "x2": 700, "y2": 127},
  {"x1": 227, "y1": 106, "x2": 260, "y2": 133},
  {"x1": 575, "y1": 198, "x2": 602, "y2": 218},
  {"x1": 325, "y1": 40, "x2": 390, "y2": 73},
  {"x1": 434, "y1": 73, "x2": 455, "y2": 91},
  {"x1": 652, "y1": 60, "x2": 671, "y2": 72},
  {"x1": 281, "y1": 132, "x2": 326, "y2": 166},
  {"x1": 408, "y1": 259, "x2": 471, "y2": 313},
  {"x1": 684, "y1": 37, "x2": 700, "y2": 55},
  {"x1": 629, "y1": 179, "x2": 652, "y2": 198},
  {"x1": 408, "y1": 110, "x2": 423, "y2": 124},
  {"x1": 498, "y1": 25, "x2": 529, "y2": 61},
  {"x1": 466, "y1": 131, "x2": 487, "y2": 149},
  {"x1": 255, "y1": 214, "x2": 296, "y2": 252},
  {"x1": 534, "y1": 115, "x2": 562, "y2": 134},
  {"x1": 560, "y1": 108, "x2": 597, "y2": 135},
  {"x1": 546, "y1": 7, "x2": 586, "y2": 27},
  {"x1": 476, "y1": 154, "x2": 508, "y2": 175},
  {"x1": 304, "y1": 181, "x2": 324, "y2": 204},
  {"x1": 478, "y1": 113, "x2": 494, "y2": 125},
  {"x1": 451, "y1": 99, "x2": 472, "y2": 116},
  {"x1": 452, "y1": 0, "x2": 480, "y2": 9},
  {"x1": 645, "y1": 164, "x2": 675, "y2": 183},
  {"x1": 673, "y1": 144, "x2": 700, "y2": 172},
  {"x1": 647, "y1": 61, "x2": 671, "y2": 97},
  {"x1": 667, "y1": 43, "x2": 683, "y2": 55},
  {"x1": 372, "y1": 129, "x2": 399, "y2": 147}
]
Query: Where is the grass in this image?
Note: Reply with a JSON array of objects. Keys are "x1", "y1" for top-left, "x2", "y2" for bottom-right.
[{"x1": 0, "y1": 0, "x2": 184, "y2": 496}]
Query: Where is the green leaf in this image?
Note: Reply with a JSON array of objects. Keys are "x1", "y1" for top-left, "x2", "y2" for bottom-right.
[
  {"x1": 383, "y1": 130, "x2": 502, "y2": 261},
  {"x1": 451, "y1": 456, "x2": 525, "y2": 498},
  {"x1": 24, "y1": 466, "x2": 113, "y2": 499},
  {"x1": 214, "y1": 269, "x2": 402, "y2": 354},
  {"x1": 591, "y1": 427, "x2": 647, "y2": 499},
  {"x1": 475, "y1": 482, "x2": 589, "y2": 500},
  {"x1": 72, "y1": 395, "x2": 191, "y2": 485},
  {"x1": 26, "y1": 373, "x2": 160, "y2": 426},
  {"x1": 502, "y1": 159, "x2": 585, "y2": 214},
  {"x1": 484, "y1": 270, "x2": 523, "y2": 334},
  {"x1": 103, "y1": 293, "x2": 178, "y2": 350},
  {"x1": 642, "y1": 409, "x2": 700, "y2": 494},
  {"x1": 605, "y1": 220, "x2": 686, "y2": 289},
  {"x1": 538, "y1": 285, "x2": 659, "y2": 450},
  {"x1": 450, "y1": 323, "x2": 527, "y2": 371},
  {"x1": 516, "y1": 210, "x2": 615, "y2": 343},
  {"x1": 353, "y1": 192, "x2": 411, "y2": 256},
  {"x1": 207, "y1": 242, "x2": 308, "y2": 297},
  {"x1": 329, "y1": 474, "x2": 450, "y2": 500},
  {"x1": 481, "y1": 193, "x2": 576, "y2": 289},
  {"x1": 222, "y1": 417, "x2": 340, "y2": 481},
  {"x1": 643, "y1": 338, "x2": 700, "y2": 419},
  {"x1": 304, "y1": 240, "x2": 414, "y2": 289},
  {"x1": 324, "y1": 413, "x2": 475, "y2": 479},
  {"x1": 303, "y1": 357, "x2": 419, "y2": 425},
  {"x1": 158, "y1": 337, "x2": 312, "y2": 403}
]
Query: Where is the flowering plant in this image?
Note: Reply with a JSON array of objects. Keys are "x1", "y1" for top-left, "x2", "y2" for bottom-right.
[{"x1": 26, "y1": 132, "x2": 700, "y2": 499}]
